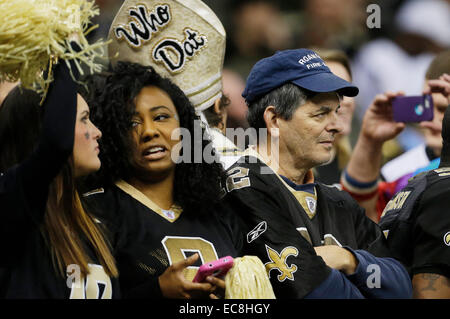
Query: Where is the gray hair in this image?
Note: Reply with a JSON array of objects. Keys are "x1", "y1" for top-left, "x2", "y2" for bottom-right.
[{"x1": 246, "y1": 83, "x2": 315, "y2": 131}]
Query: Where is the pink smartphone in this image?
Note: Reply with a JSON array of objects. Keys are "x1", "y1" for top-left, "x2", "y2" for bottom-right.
[
  {"x1": 392, "y1": 94, "x2": 434, "y2": 123},
  {"x1": 192, "y1": 256, "x2": 234, "y2": 283}
]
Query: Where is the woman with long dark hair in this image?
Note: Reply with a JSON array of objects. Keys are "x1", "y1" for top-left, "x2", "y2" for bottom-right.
[
  {"x1": 83, "y1": 61, "x2": 242, "y2": 298},
  {"x1": 0, "y1": 61, "x2": 119, "y2": 298}
]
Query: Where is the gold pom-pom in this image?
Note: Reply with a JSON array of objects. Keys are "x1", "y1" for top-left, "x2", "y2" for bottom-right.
[
  {"x1": 0, "y1": 0, "x2": 107, "y2": 95},
  {"x1": 225, "y1": 256, "x2": 276, "y2": 299}
]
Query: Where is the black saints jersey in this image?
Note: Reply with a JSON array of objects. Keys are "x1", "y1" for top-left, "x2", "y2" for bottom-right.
[
  {"x1": 379, "y1": 167, "x2": 450, "y2": 278},
  {"x1": 84, "y1": 180, "x2": 243, "y2": 298},
  {"x1": 0, "y1": 168, "x2": 118, "y2": 299},
  {"x1": 0, "y1": 64, "x2": 118, "y2": 299},
  {"x1": 221, "y1": 154, "x2": 394, "y2": 298}
]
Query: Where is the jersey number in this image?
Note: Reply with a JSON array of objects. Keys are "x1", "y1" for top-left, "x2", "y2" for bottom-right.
[
  {"x1": 68, "y1": 264, "x2": 112, "y2": 299},
  {"x1": 226, "y1": 167, "x2": 250, "y2": 192},
  {"x1": 162, "y1": 236, "x2": 219, "y2": 281}
]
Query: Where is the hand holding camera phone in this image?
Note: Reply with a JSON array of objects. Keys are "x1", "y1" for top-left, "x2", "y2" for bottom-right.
[
  {"x1": 192, "y1": 256, "x2": 234, "y2": 283},
  {"x1": 392, "y1": 94, "x2": 434, "y2": 123}
]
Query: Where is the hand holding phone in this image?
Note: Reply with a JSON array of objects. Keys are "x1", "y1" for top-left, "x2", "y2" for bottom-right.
[
  {"x1": 392, "y1": 94, "x2": 434, "y2": 123},
  {"x1": 192, "y1": 256, "x2": 234, "y2": 283}
]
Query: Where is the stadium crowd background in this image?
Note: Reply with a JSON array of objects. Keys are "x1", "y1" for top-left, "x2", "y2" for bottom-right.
[
  {"x1": 1, "y1": 0, "x2": 449, "y2": 300},
  {"x1": 81, "y1": 0, "x2": 450, "y2": 164}
]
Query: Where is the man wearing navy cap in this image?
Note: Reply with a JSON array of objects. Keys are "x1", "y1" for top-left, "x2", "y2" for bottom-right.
[{"x1": 220, "y1": 49, "x2": 412, "y2": 298}]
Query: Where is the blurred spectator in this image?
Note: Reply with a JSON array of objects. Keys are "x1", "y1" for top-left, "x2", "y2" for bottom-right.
[
  {"x1": 225, "y1": 1, "x2": 293, "y2": 79},
  {"x1": 312, "y1": 48, "x2": 356, "y2": 185},
  {"x1": 222, "y1": 68, "x2": 249, "y2": 130},
  {"x1": 85, "y1": 0, "x2": 125, "y2": 68},
  {"x1": 288, "y1": 0, "x2": 369, "y2": 54},
  {"x1": 90, "y1": 0, "x2": 124, "y2": 41},
  {"x1": 352, "y1": 0, "x2": 450, "y2": 152},
  {"x1": 380, "y1": 51, "x2": 450, "y2": 182},
  {"x1": 379, "y1": 100, "x2": 450, "y2": 298},
  {"x1": 343, "y1": 51, "x2": 450, "y2": 222}
]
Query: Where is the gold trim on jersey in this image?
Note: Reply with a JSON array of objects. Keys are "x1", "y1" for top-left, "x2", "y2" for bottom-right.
[
  {"x1": 272, "y1": 169, "x2": 317, "y2": 219},
  {"x1": 434, "y1": 167, "x2": 450, "y2": 177},
  {"x1": 296, "y1": 227, "x2": 312, "y2": 245},
  {"x1": 82, "y1": 188, "x2": 105, "y2": 197},
  {"x1": 242, "y1": 146, "x2": 318, "y2": 219},
  {"x1": 115, "y1": 180, "x2": 182, "y2": 223}
]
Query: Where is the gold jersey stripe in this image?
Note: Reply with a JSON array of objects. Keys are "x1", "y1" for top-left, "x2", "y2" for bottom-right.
[{"x1": 115, "y1": 180, "x2": 182, "y2": 223}]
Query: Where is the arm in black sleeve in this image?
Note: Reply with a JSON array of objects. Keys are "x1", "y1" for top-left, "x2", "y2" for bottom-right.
[
  {"x1": 346, "y1": 193, "x2": 412, "y2": 298},
  {"x1": 23, "y1": 43, "x2": 82, "y2": 197},
  {"x1": 411, "y1": 180, "x2": 450, "y2": 278},
  {"x1": 0, "y1": 60, "x2": 79, "y2": 260},
  {"x1": 25, "y1": 61, "x2": 78, "y2": 189},
  {"x1": 221, "y1": 171, "x2": 331, "y2": 299}
]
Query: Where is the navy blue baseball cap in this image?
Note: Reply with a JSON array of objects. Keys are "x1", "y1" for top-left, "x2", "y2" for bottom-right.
[{"x1": 242, "y1": 49, "x2": 359, "y2": 104}]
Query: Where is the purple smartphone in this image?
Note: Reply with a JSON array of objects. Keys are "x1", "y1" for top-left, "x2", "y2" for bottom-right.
[
  {"x1": 192, "y1": 256, "x2": 234, "y2": 283},
  {"x1": 392, "y1": 95, "x2": 434, "y2": 123}
]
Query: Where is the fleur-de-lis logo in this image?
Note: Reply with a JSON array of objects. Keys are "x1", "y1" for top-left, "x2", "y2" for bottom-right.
[{"x1": 264, "y1": 245, "x2": 298, "y2": 282}]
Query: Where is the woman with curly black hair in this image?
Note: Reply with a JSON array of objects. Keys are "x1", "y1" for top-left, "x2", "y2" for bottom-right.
[{"x1": 82, "y1": 61, "x2": 243, "y2": 299}]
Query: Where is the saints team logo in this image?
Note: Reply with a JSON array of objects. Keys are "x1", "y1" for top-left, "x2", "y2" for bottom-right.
[
  {"x1": 444, "y1": 231, "x2": 450, "y2": 246},
  {"x1": 264, "y1": 245, "x2": 298, "y2": 282}
]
